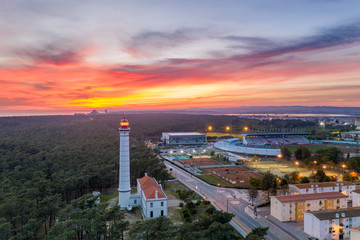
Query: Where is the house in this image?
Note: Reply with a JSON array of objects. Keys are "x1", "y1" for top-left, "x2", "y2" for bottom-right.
[
  {"x1": 351, "y1": 189, "x2": 360, "y2": 207},
  {"x1": 304, "y1": 208, "x2": 360, "y2": 240},
  {"x1": 288, "y1": 182, "x2": 356, "y2": 200},
  {"x1": 271, "y1": 192, "x2": 347, "y2": 222},
  {"x1": 137, "y1": 175, "x2": 168, "y2": 219}
]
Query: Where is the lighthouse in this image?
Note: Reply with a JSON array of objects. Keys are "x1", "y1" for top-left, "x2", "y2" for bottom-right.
[{"x1": 118, "y1": 117, "x2": 131, "y2": 210}]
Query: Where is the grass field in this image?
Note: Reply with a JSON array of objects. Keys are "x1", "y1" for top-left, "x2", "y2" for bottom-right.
[
  {"x1": 100, "y1": 192, "x2": 118, "y2": 203},
  {"x1": 199, "y1": 174, "x2": 236, "y2": 187},
  {"x1": 246, "y1": 160, "x2": 340, "y2": 178},
  {"x1": 282, "y1": 145, "x2": 353, "y2": 153},
  {"x1": 164, "y1": 180, "x2": 201, "y2": 200}
]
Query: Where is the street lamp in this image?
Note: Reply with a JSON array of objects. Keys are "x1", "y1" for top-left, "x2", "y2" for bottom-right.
[
  {"x1": 244, "y1": 126, "x2": 249, "y2": 132},
  {"x1": 295, "y1": 161, "x2": 299, "y2": 166},
  {"x1": 208, "y1": 126, "x2": 213, "y2": 131},
  {"x1": 226, "y1": 126, "x2": 230, "y2": 132},
  {"x1": 277, "y1": 154, "x2": 282, "y2": 159}
]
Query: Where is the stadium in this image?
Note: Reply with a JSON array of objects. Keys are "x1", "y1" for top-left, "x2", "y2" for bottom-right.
[{"x1": 214, "y1": 129, "x2": 311, "y2": 156}]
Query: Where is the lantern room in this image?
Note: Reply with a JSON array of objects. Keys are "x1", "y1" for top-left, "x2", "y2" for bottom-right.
[{"x1": 120, "y1": 117, "x2": 129, "y2": 129}]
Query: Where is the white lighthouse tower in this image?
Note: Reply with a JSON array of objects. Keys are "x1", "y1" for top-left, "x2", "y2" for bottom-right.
[{"x1": 118, "y1": 117, "x2": 131, "y2": 210}]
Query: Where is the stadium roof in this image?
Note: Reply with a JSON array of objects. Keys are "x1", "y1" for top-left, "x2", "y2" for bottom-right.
[
  {"x1": 163, "y1": 132, "x2": 204, "y2": 136},
  {"x1": 243, "y1": 132, "x2": 311, "y2": 136}
]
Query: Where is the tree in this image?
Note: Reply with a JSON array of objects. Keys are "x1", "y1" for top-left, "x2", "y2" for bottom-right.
[
  {"x1": 249, "y1": 177, "x2": 262, "y2": 189},
  {"x1": 129, "y1": 216, "x2": 176, "y2": 240},
  {"x1": 281, "y1": 147, "x2": 292, "y2": 160},
  {"x1": 289, "y1": 171, "x2": 301, "y2": 183},
  {"x1": 294, "y1": 146, "x2": 311, "y2": 160},
  {"x1": 300, "y1": 176, "x2": 310, "y2": 183},
  {"x1": 261, "y1": 171, "x2": 277, "y2": 199},
  {"x1": 248, "y1": 187, "x2": 259, "y2": 206},
  {"x1": 312, "y1": 169, "x2": 328, "y2": 182},
  {"x1": 245, "y1": 227, "x2": 269, "y2": 240}
]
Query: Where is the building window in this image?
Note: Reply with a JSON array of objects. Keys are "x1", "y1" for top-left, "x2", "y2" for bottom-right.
[
  {"x1": 161, "y1": 202, "x2": 164, "y2": 207},
  {"x1": 150, "y1": 203, "x2": 153, "y2": 208},
  {"x1": 150, "y1": 211, "x2": 153, "y2": 218},
  {"x1": 161, "y1": 210, "x2": 164, "y2": 216},
  {"x1": 134, "y1": 199, "x2": 137, "y2": 204}
]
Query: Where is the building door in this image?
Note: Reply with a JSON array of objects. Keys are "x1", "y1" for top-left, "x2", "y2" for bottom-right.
[
  {"x1": 150, "y1": 211, "x2": 153, "y2": 218},
  {"x1": 161, "y1": 210, "x2": 164, "y2": 216}
]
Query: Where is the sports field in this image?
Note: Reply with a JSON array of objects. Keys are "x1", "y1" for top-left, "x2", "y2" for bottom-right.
[
  {"x1": 245, "y1": 160, "x2": 339, "y2": 178},
  {"x1": 282, "y1": 145, "x2": 354, "y2": 153}
]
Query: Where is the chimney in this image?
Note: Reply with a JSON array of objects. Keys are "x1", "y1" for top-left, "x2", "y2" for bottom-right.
[
  {"x1": 155, "y1": 190, "x2": 158, "y2": 199},
  {"x1": 145, "y1": 173, "x2": 148, "y2": 176}
]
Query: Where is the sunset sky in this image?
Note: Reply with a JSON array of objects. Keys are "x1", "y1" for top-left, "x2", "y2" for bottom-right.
[{"x1": 1, "y1": 0, "x2": 360, "y2": 115}]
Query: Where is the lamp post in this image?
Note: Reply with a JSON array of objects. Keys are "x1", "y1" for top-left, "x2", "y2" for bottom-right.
[{"x1": 244, "y1": 126, "x2": 249, "y2": 133}]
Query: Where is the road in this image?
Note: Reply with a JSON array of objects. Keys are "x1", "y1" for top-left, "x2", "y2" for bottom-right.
[{"x1": 164, "y1": 160, "x2": 297, "y2": 240}]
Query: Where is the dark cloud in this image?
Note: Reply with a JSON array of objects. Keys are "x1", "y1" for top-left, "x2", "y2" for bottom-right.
[
  {"x1": 265, "y1": 20, "x2": 360, "y2": 55},
  {"x1": 124, "y1": 28, "x2": 204, "y2": 57},
  {"x1": 20, "y1": 47, "x2": 82, "y2": 65},
  {"x1": 222, "y1": 35, "x2": 279, "y2": 52},
  {"x1": 221, "y1": 20, "x2": 360, "y2": 57}
]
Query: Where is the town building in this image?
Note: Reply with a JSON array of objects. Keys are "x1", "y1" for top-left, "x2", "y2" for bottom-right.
[
  {"x1": 137, "y1": 175, "x2": 168, "y2": 219},
  {"x1": 304, "y1": 208, "x2": 360, "y2": 240},
  {"x1": 351, "y1": 190, "x2": 360, "y2": 207},
  {"x1": 270, "y1": 192, "x2": 347, "y2": 222},
  {"x1": 118, "y1": 117, "x2": 168, "y2": 219},
  {"x1": 161, "y1": 132, "x2": 207, "y2": 145},
  {"x1": 350, "y1": 227, "x2": 360, "y2": 240},
  {"x1": 288, "y1": 182, "x2": 356, "y2": 200}
]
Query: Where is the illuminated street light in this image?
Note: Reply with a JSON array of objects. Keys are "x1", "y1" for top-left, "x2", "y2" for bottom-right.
[
  {"x1": 226, "y1": 126, "x2": 230, "y2": 131},
  {"x1": 323, "y1": 165, "x2": 327, "y2": 169},
  {"x1": 295, "y1": 161, "x2": 299, "y2": 166},
  {"x1": 341, "y1": 164, "x2": 346, "y2": 169},
  {"x1": 277, "y1": 154, "x2": 282, "y2": 159},
  {"x1": 208, "y1": 126, "x2": 213, "y2": 131},
  {"x1": 244, "y1": 126, "x2": 249, "y2": 132},
  {"x1": 314, "y1": 161, "x2": 317, "y2": 164},
  {"x1": 350, "y1": 171, "x2": 358, "y2": 178}
]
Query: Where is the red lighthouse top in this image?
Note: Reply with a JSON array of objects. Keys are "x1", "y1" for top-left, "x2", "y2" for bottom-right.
[{"x1": 120, "y1": 117, "x2": 129, "y2": 129}]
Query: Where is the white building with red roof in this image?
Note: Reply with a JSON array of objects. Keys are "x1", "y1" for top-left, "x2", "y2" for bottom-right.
[{"x1": 137, "y1": 174, "x2": 168, "y2": 219}]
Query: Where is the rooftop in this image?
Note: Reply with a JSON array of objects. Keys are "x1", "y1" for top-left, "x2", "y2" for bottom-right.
[
  {"x1": 305, "y1": 207, "x2": 360, "y2": 220},
  {"x1": 289, "y1": 181, "x2": 354, "y2": 189},
  {"x1": 352, "y1": 189, "x2": 360, "y2": 194},
  {"x1": 273, "y1": 192, "x2": 347, "y2": 203},
  {"x1": 138, "y1": 176, "x2": 167, "y2": 200},
  {"x1": 163, "y1": 132, "x2": 204, "y2": 136}
]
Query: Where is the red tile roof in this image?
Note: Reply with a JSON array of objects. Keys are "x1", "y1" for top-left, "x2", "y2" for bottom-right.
[
  {"x1": 351, "y1": 227, "x2": 360, "y2": 231},
  {"x1": 290, "y1": 181, "x2": 354, "y2": 189},
  {"x1": 138, "y1": 176, "x2": 167, "y2": 200},
  {"x1": 273, "y1": 192, "x2": 347, "y2": 203}
]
